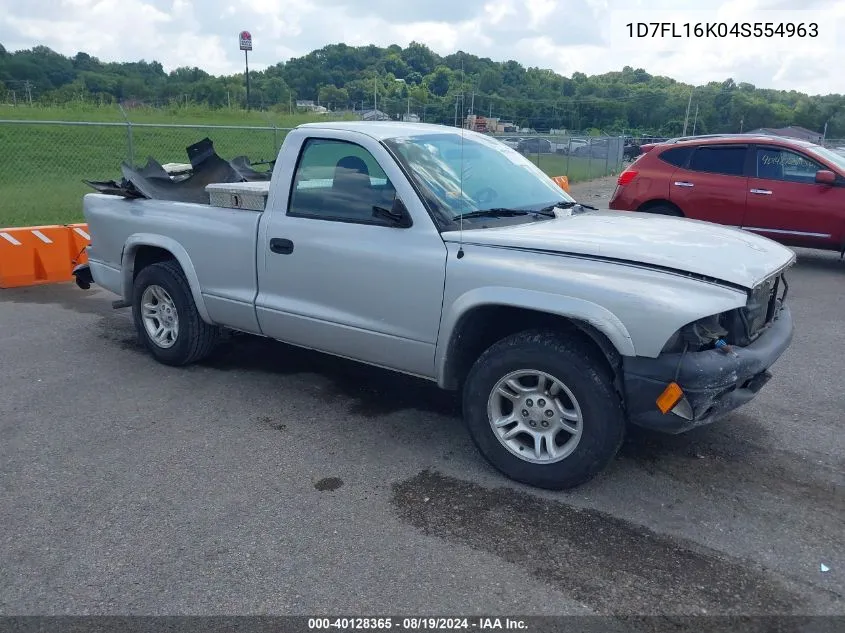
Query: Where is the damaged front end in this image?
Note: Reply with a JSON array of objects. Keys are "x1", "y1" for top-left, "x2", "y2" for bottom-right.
[{"x1": 622, "y1": 270, "x2": 794, "y2": 433}]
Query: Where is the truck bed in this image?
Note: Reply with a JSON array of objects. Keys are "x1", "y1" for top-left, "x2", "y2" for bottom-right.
[{"x1": 84, "y1": 192, "x2": 264, "y2": 334}]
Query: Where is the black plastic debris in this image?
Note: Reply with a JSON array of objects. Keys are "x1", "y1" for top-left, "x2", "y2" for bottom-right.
[{"x1": 84, "y1": 137, "x2": 273, "y2": 203}]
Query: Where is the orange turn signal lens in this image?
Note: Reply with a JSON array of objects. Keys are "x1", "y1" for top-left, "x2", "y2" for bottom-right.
[{"x1": 656, "y1": 382, "x2": 684, "y2": 414}]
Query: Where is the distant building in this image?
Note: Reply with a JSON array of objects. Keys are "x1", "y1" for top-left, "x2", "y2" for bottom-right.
[
  {"x1": 295, "y1": 100, "x2": 328, "y2": 113},
  {"x1": 747, "y1": 126, "x2": 823, "y2": 143},
  {"x1": 360, "y1": 109, "x2": 390, "y2": 121}
]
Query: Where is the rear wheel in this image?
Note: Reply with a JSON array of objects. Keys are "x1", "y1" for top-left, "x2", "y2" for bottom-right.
[
  {"x1": 639, "y1": 202, "x2": 682, "y2": 217},
  {"x1": 462, "y1": 329, "x2": 625, "y2": 490},
  {"x1": 131, "y1": 260, "x2": 219, "y2": 366}
]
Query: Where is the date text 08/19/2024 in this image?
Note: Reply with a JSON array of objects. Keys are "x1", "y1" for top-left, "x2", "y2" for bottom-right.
[
  {"x1": 624, "y1": 21, "x2": 819, "y2": 38},
  {"x1": 307, "y1": 617, "x2": 528, "y2": 630}
]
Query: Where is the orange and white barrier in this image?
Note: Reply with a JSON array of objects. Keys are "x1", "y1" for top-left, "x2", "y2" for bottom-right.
[
  {"x1": 551, "y1": 175, "x2": 571, "y2": 193},
  {"x1": 0, "y1": 223, "x2": 91, "y2": 289}
]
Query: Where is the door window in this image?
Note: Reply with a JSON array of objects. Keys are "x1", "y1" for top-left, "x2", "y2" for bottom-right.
[
  {"x1": 688, "y1": 145, "x2": 747, "y2": 176},
  {"x1": 755, "y1": 147, "x2": 825, "y2": 184},
  {"x1": 288, "y1": 138, "x2": 398, "y2": 224}
]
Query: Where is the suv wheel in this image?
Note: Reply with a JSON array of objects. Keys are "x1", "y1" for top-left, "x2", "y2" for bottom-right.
[
  {"x1": 640, "y1": 203, "x2": 682, "y2": 217},
  {"x1": 132, "y1": 260, "x2": 219, "y2": 366},
  {"x1": 462, "y1": 329, "x2": 625, "y2": 490}
]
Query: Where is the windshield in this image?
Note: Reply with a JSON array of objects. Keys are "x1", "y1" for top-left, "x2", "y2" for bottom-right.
[
  {"x1": 382, "y1": 131, "x2": 575, "y2": 224},
  {"x1": 806, "y1": 145, "x2": 845, "y2": 172}
]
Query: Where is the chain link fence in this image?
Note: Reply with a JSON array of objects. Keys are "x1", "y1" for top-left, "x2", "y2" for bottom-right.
[
  {"x1": 0, "y1": 120, "x2": 288, "y2": 227},
  {"x1": 488, "y1": 134, "x2": 628, "y2": 183},
  {"x1": 0, "y1": 119, "x2": 630, "y2": 227}
]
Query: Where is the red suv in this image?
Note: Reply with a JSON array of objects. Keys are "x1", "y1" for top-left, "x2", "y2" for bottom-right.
[{"x1": 609, "y1": 134, "x2": 845, "y2": 255}]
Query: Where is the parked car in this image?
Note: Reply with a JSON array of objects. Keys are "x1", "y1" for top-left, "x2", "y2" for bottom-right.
[
  {"x1": 73, "y1": 122, "x2": 796, "y2": 490},
  {"x1": 498, "y1": 136, "x2": 523, "y2": 149},
  {"x1": 517, "y1": 138, "x2": 553, "y2": 154},
  {"x1": 609, "y1": 134, "x2": 845, "y2": 255}
]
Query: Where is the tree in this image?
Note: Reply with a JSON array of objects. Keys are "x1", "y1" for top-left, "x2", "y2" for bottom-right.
[
  {"x1": 427, "y1": 66, "x2": 451, "y2": 97},
  {"x1": 318, "y1": 84, "x2": 349, "y2": 107}
]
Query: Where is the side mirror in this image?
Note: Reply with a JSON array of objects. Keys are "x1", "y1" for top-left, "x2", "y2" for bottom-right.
[
  {"x1": 815, "y1": 169, "x2": 836, "y2": 185},
  {"x1": 372, "y1": 197, "x2": 413, "y2": 228}
]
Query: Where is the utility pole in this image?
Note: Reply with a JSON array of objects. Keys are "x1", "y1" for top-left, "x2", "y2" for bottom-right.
[
  {"x1": 489, "y1": 102, "x2": 492, "y2": 117},
  {"x1": 244, "y1": 50, "x2": 250, "y2": 110},
  {"x1": 823, "y1": 120, "x2": 828, "y2": 143},
  {"x1": 740, "y1": 117, "x2": 744, "y2": 133},
  {"x1": 470, "y1": 92, "x2": 475, "y2": 114},
  {"x1": 692, "y1": 104, "x2": 699, "y2": 135},
  {"x1": 682, "y1": 88, "x2": 693, "y2": 136},
  {"x1": 374, "y1": 75, "x2": 377, "y2": 113},
  {"x1": 454, "y1": 95, "x2": 459, "y2": 127}
]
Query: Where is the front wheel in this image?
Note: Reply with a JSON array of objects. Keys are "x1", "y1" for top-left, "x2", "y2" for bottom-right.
[
  {"x1": 131, "y1": 260, "x2": 219, "y2": 366},
  {"x1": 462, "y1": 329, "x2": 625, "y2": 490}
]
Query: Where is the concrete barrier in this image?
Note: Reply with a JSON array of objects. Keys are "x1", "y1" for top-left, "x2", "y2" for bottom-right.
[{"x1": 0, "y1": 224, "x2": 90, "y2": 289}]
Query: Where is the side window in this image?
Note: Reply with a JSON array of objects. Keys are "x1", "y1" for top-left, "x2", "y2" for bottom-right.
[
  {"x1": 658, "y1": 146, "x2": 693, "y2": 167},
  {"x1": 756, "y1": 147, "x2": 824, "y2": 184},
  {"x1": 688, "y1": 145, "x2": 747, "y2": 176},
  {"x1": 288, "y1": 138, "x2": 397, "y2": 223}
]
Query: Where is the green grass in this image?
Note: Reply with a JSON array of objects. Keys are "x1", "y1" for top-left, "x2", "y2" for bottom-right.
[
  {"x1": 524, "y1": 153, "x2": 623, "y2": 183},
  {"x1": 0, "y1": 105, "x2": 617, "y2": 227}
]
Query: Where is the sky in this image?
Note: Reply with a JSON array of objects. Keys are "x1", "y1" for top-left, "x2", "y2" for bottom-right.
[{"x1": 1, "y1": 0, "x2": 843, "y2": 95}]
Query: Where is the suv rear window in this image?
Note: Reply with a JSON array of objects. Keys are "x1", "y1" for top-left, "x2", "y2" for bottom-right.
[
  {"x1": 688, "y1": 145, "x2": 747, "y2": 176},
  {"x1": 658, "y1": 146, "x2": 693, "y2": 167}
]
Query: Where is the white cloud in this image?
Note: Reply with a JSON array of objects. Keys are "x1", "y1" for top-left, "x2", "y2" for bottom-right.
[{"x1": 0, "y1": 0, "x2": 844, "y2": 94}]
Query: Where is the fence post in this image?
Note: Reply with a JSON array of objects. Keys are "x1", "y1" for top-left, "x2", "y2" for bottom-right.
[
  {"x1": 118, "y1": 103, "x2": 135, "y2": 166},
  {"x1": 604, "y1": 137, "x2": 611, "y2": 176},
  {"x1": 587, "y1": 137, "x2": 593, "y2": 180},
  {"x1": 273, "y1": 125, "x2": 279, "y2": 153},
  {"x1": 565, "y1": 137, "x2": 571, "y2": 178}
]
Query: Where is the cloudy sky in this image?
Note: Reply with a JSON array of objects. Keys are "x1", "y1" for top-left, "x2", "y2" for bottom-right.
[{"x1": 1, "y1": 0, "x2": 843, "y2": 95}]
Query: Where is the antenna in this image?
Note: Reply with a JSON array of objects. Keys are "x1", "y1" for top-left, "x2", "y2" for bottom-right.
[{"x1": 457, "y1": 55, "x2": 466, "y2": 260}]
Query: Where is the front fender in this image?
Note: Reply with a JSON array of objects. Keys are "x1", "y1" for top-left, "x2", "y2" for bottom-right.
[
  {"x1": 121, "y1": 233, "x2": 213, "y2": 324},
  {"x1": 434, "y1": 286, "x2": 636, "y2": 387}
]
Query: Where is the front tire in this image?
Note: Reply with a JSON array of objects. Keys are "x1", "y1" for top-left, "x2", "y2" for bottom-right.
[
  {"x1": 462, "y1": 329, "x2": 625, "y2": 490},
  {"x1": 131, "y1": 260, "x2": 219, "y2": 366}
]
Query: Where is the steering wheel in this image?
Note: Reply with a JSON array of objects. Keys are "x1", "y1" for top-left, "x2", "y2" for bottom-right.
[{"x1": 474, "y1": 187, "x2": 497, "y2": 204}]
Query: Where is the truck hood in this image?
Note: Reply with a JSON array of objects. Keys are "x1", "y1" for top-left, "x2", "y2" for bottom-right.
[{"x1": 442, "y1": 210, "x2": 796, "y2": 289}]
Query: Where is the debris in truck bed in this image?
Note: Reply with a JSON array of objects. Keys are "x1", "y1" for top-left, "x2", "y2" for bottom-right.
[{"x1": 84, "y1": 138, "x2": 273, "y2": 204}]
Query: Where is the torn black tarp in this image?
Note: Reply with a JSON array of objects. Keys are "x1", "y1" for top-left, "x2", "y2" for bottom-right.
[{"x1": 84, "y1": 137, "x2": 273, "y2": 203}]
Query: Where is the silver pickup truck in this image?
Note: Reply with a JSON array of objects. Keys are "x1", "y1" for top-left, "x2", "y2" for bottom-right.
[{"x1": 73, "y1": 121, "x2": 796, "y2": 490}]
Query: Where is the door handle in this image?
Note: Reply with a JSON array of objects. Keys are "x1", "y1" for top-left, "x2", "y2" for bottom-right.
[
  {"x1": 750, "y1": 189, "x2": 772, "y2": 195},
  {"x1": 673, "y1": 181, "x2": 694, "y2": 187},
  {"x1": 270, "y1": 238, "x2": 294, "y2": 254}
]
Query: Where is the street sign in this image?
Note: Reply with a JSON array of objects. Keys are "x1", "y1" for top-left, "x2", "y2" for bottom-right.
[{"x1": 239, "y1": 31, "x2": 252, "y2": 51}]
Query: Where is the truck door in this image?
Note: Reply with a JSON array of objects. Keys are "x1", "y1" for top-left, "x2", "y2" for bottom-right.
[{"x1": 255, "y1": 135, "x2": 448, "y2": 379}]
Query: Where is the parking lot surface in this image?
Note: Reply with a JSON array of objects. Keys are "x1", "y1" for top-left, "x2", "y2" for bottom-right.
[{"x1": 1, "y1": 242, "x2": 843, "y2": 617}]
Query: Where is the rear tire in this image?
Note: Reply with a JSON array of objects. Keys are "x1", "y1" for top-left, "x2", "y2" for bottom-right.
[
  {"x1": 131, "y1": 260, "x2": 219, "y2": 366},
  {"x1": 639, "y1": 203, "x2": 682, "y2": 217},
  {"x1": 462, "y1": 329, "x2": 625, "y2": 490}
]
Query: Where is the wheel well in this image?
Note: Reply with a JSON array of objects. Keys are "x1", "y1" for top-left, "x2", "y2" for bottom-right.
[
  {"x1": 131, "y1": 246, "x2": 176, "y2": 279},
  {"x1": 637, "y1": 199, "x2": 684, "y2": 216},
  {"x1": 442, "y1": 306, "x2": 623, "y2": 393}
]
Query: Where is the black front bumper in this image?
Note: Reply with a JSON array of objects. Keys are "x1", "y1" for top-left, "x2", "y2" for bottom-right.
[{"x1": 622, "y1": 304, "x2": 794, "y2": 434}]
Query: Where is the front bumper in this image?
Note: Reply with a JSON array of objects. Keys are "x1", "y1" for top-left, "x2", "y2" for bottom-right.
[{"x1": 622, "y1": 304, "x2": 794, "y2": 434}]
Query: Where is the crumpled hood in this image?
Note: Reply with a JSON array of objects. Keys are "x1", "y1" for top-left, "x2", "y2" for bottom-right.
[{"x1": 443, "y1": 210, "x2": 796, "y2": 289}]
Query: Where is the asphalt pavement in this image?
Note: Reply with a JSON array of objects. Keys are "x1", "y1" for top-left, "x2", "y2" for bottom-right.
[{"x1": 1, "y1": 247, "x2": 843, "y2": 619}]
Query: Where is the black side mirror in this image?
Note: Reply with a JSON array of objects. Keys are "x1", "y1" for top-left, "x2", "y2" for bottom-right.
[{"x1": 372, "y1": 197, "x2": 412, "y2": 228}]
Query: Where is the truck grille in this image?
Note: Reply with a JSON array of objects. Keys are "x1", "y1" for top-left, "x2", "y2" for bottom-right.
[
  {"x1": 746, "y1": 273, "x2": 788, "y2": 339},
  {"x1": 722, "y1": 272, "x2": 788, "y2": 346}
]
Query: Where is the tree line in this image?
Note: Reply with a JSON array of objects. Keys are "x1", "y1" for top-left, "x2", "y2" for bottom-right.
[{"x1": 2, "y1": 41, "x2": 844, "y2": 137}]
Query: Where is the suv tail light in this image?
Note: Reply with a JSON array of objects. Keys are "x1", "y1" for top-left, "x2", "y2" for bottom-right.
[{"x1": 617, "y1": 169, "x2": 638, "y2": 186}]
